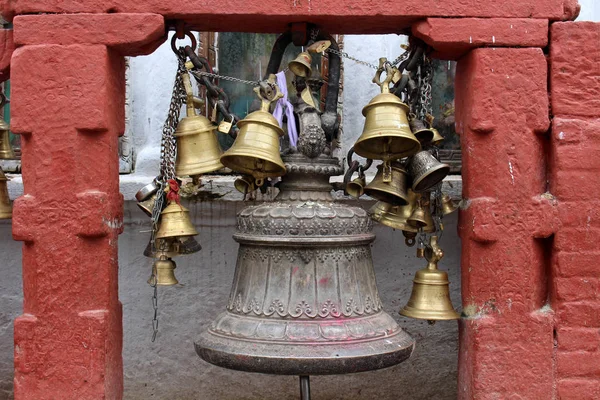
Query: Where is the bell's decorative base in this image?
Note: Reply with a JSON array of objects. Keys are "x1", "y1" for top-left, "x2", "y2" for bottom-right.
[
  {"x1": 196, "y1": 153, "x2": 415, "y2": 375},
  {"x1": 196, "y1": 312, "x2": 414, "y2": 375}
]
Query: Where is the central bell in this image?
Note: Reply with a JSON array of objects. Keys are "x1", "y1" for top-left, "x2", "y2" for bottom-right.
[{"x1": 197, "y1": 105, "x2": 414, "y2": 375}]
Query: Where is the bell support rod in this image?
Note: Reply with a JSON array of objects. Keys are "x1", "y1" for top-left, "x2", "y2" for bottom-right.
[{"x1": 300, "y1": 376, "x2": 310, "y2": 400}]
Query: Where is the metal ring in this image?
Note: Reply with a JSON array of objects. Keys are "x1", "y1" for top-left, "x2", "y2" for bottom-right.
[{"x1": 171, "y1": 30, "x2": 197, "y2": 54}]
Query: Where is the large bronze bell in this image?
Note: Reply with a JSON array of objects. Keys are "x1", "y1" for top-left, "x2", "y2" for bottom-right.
[
  {"x1": 288, "y1": 51, "x2": 312, "y2": 78},
  {"x1": 408, "y1": 151, "x2": 450, "y2": 193},
  {"x1": 175, "y1": 72, "x2": 223, "y2": 177},
  {"x1": 155, "y1": 202, "x2": 198, "y2": 240},
  {"x1": 400, "y1": 236, "x2": 460, "y2": 321},
  {"x1": 148, "y1": 254, "x2": 179, "y2": 286},
  {"x1": 197, "y1": 89, "x2": 414, "y2": 376},
  {"x1": 0, "y1": 169, "x2": 11, "y2": 219},
  {"x1": 220, "y1": 84, "x2": 286, "y2": 185},
  {"x1": 0, "y1": 118, "x2": 15, "y2": 159},
  {"x1": 354, "y1": 61, "x2": 420, "y2": 161},
  {"x1": 363, "y1": 162, "x2": 409, "y2": 206}
]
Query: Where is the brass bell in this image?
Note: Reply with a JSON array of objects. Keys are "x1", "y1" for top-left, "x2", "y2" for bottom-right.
[
  {"x1": 364, "y1": 162, "x2": 409, "y2": 206},
  {"x1": 148, "y1": 254, "x2": 179, "y2": 286},
  {"x1": 175, "y1": 72, "x2": 223, "y2": 177},
  {"x1": 425, "y1": 114, "x2": 444, "y2": 147},
  {"x1": 155, "y1": 202, "x2": 198, "y2": 240},
  {"x1": 400, "y1": 236, "x2": 460, "y2": 321},
  {"x1": 408, "y1": 151, "x2": 450, "y2": 193},
  {"x1": 0, "y1": 169, "x2": 11, "y2": 219},
  {"x1": 409, "y1": 117, "x2": 434, "y2": 146},
  {"x1": 288, "y1": 51, "x2": 312, "y2": 78},
  {"x1": 346, "y1": 174, "x2": 366, "y2": 199},
  {"x1": 407, "y1": 195, "x2": 434, "y2": 229},
  {"x1": 144, "y1": 236, "x2": 202, "y2": 258},
  {"x1": 0, "y1": 118, "x2": 15, "y2": 159},
  {"x1": 354, "y1": 60, "x2": 420, "y2": 160},
  {"x1": 220, "y1": 79, "x2": 286, "y2": 185},
  {"x1": 137, "y1": 192, "x2": 162, "y2": 217},
  {"x1": 234, "y1": 175, "x2": 257, "y2": 195},
  {"x1": 441, "y1": 194, "x2": 458, "y2": 215}
]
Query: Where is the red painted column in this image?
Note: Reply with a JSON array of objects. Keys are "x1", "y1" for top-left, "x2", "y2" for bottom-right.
[
  {"x1": 455, "y1": 48, "x2": 557, "y2": 399},
  {"x1": 549, "y1": 22, "x2": 600, "y2": 400},
  {"x1": 8, "y1": 14, "x2": 164, "y2": 399}
]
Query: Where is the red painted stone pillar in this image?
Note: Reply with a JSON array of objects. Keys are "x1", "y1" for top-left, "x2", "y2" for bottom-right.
[
  {"x1": 8, "y1": 14, "x2": 164, "y2": 399},
  {"x1": 455, "y1": 48, "x2": 557, "y2": 398},
  {"x1": 549, "y1": 22, "x2": 600, "y2": 400}
]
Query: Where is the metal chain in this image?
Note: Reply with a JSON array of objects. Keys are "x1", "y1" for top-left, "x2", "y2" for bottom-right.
[
  {"x1": 325, "y1": 48, "x2": 379, "y2": 70},
  {"x1": 189, "y1": 70, "x2": 259, "y2": 87},
  {"x1": 150, "y1": 49, "x2": 187, "y2": 341},
  {"x1": 160, "y1": 51, "x2": 187, "y2": 181},
  {"x1": 416, "y1": 57, "x2": 433, "y2": 120}
]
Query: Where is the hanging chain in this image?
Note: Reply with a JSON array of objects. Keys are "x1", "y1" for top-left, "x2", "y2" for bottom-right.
[
  {"x1": 149, "y1": 48, "x2": 187, "y2": 342},
  {"x1": 416, "y1": 56, "x2": 433, "y2": 120},
  {"x1": 189, "y1": 70, "x2": 259, "y2": 87},
  {"x1": 325, "y1": 48, "x2": 379, "y2": 69},
  {"x1": 160, "y1": 50, "x2": 187, "y2": 181}
]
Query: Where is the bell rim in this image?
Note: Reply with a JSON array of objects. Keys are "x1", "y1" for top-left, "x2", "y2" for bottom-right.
[
  {"x1": 220, "y1": 155, "x2": 286, "y2": 179},
  {"x1": 363, "y1": 188, "x2": 409, "y2": 206},
  {"x1": 353, "y1": 137, "x2": 421, "y2": 160},
  {"x1": 413, "y1": 128, "x2": 435, "y2": 145},
  {"x1": 195, "y1": 323, "x2": 415, "y2": 375},
  {"x1": 411, "y1": 163, "x2": 450, "y2": 193},
  {"x1": 399, "y1": 306, "x2": 460, "y2": 320}
]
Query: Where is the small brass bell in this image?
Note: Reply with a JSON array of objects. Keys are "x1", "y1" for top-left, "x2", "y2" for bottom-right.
[
  {"x1": 148, "y1": 254, "x2": 179, "y2": 286},
  {"x1": 408, "y1": 151, "x2": 450, "y2": 193},
  {"x1": 0, "y1": 169, "x2": 11, "y2": 219},
  {"x1": 354, "y1": 59, "x2": 421, "y2": 161},
  {"x1": 155, "y1": 202, "x2": 198, "y2": 240},
  {"x1": 441, "y1": 194, "x2": 458, "y2": 215},
  {"x1": 234, "y1": 175, "x2": 257, "y2": 195},
  {"x1": 425, "y1": 114, "x2": 444, "y2": 147},
  {"x1": 364, "y1": 162, "x2": 409, "y2": 206},
  {"x1": 0, "y1": 118, "x2": 15, "y2": 160},
  {"x1": 220, "y1": 77, "x2": 286, "y2": 185},
  {"x1": 407, "y1": 195, "x2": 434, "y2": 229},
  {"x1": 137, "y1": 192, "x2": 162, "y2": 217},
  {"x1": 369, "y1": 190, "x2": 418, "y2": 232},
  {"x1": 409, "y1": 118, "x2": 434, "y2": 146},
  {"x1": 400, "y1": 236, "x2": 460, "y2": 321},
  {"x1": 175, "y1": 72, "x2": 223, "y2": 177},
  {"x1": 288, "y1": 52, "x2": 312, "y2": 78},
  {"x1": 346, "y1": 174, "x2": 366, "y2": 199}
]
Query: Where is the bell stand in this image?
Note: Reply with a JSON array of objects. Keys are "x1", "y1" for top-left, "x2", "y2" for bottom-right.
[{"x1": 299, "y1": 375, "x2": 311, "y2": 400}]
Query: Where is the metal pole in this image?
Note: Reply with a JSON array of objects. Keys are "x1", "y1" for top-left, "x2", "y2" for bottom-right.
[{"x1": 299, "y1": 375, "x2": 311, "y2": 400}]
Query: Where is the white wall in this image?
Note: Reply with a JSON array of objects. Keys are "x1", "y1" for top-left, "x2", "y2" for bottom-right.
[{"x1": 577, "y1": 0, "x2": 600, "y2": 21}]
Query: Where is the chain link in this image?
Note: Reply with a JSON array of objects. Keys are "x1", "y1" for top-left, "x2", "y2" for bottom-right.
[{"x1": 416, "y1": 56, "x2": 433, "y2": 120}]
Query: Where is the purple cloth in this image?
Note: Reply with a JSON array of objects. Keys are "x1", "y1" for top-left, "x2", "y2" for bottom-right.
[{"x1": 273, "y1": 71, "x2": 298, "y2": 147}]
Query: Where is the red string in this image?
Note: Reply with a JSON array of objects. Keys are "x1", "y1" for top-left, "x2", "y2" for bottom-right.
[{"x1": 166, "y1": 179, "x2": 181, "y2": 205}]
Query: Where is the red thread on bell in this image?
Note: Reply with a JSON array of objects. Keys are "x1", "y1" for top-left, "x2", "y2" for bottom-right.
[{"x1": 166, "y1": 179, "x2": 181, "y2": 205}]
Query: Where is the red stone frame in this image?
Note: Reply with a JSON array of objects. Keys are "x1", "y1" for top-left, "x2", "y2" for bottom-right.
[{"x1": 0, "y1": 1, "x2": 598, "y2": 399}]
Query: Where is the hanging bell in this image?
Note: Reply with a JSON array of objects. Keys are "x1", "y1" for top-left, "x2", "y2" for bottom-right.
[
  {"x1": 363, "y1": 162, "x2": 409, "y2": 206},
  {"x1": 441, "y1": 194, "x2": 458, "y2": 215},
  {"x1": 220, "y1": 80, "x2": 286, "y2": 185},
  {"x1": 0, "y1": 169, "x2": 11, "y2": 219},
  {"x1": 409, "y1": 118, "x2": 434, "y2": 146},
  {"x1": 425, "y1": 114, "x2": 444, "y2": 147},
  {"x1": 400, "y1": 236, "x2": 460, "y2": 321},
  {"x1": 354, "y1": 60, "x2": 420, "y2": 161},
  {"x1": 346, "y1": 174, "x2": 366, "y2": 199},
  {"x1": 408, "y1": 151, "x2": 450, "y2": 193},
  {"x1": 148, "y1": 254, "x2": 179, "y2": 286},
  {"x1": 144, "y1": 235, "x2": 202, "y2": 258},
  {"x1": 407, "y1": 195, "x2": 434, "y2": 229},
  {"x1": 155, "y1": 202, "x2": 198, "y2": 240},
  {"x1": 369, "y1": 190, "x2": 435, "y2": 234},
  {"x1": 288, "y1": 51, "x2": 312, "y2": 78},
  {"x1": 137, "y1": 192, "x2": 162, "y2": 217},
  {"x1": 175, "y1": 72, "x2": 224, "y2": 177},
  {"x1": 0, "y1": 118, "x2": 15, "y2": 160},
  {"x1": 234, "y1": 175, "x2": 257, "y2": 195}
]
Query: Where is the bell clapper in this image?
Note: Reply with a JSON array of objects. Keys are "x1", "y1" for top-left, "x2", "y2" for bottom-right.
[{"x1": 299, "y1": 375, "x2": 311, "y2": 400}]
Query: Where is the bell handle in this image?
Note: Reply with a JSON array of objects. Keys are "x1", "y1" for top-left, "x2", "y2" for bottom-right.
[
  {"x1": 181, "y1": 72, "x2": 196, "y2": 117},
  {"x1": 425, "y1": 235, "x2": 443, "y2": 270},
  {"x1": 307, "y1": 40, "x2": 331, "y2": 53},
  {"x1": 372, "y1": 58, "x2": 395, "y2": 94},
  {"x1": 255, "y1": 75, "x2": 283, "y2": 112}
]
